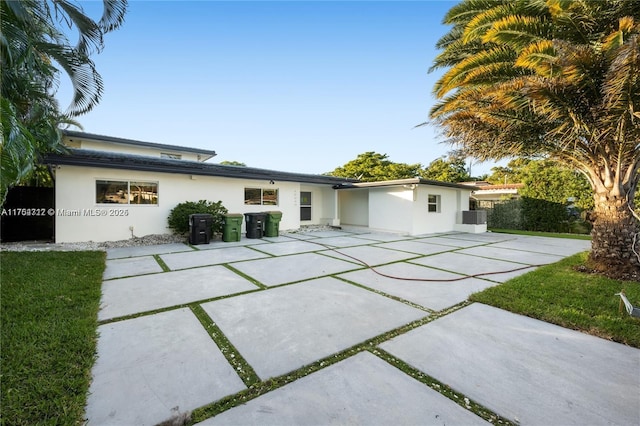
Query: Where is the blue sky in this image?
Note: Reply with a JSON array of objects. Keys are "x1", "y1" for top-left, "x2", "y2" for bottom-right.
[{"x1": 57, "y1": 0, "x2": 501, "y2": 176}]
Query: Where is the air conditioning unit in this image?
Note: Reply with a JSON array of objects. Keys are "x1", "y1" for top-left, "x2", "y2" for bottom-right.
[{"x1": 462, "y1": 210, "x2": 487, "y2": 225}]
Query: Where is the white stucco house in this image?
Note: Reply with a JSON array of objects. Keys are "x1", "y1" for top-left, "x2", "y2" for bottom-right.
[{"x1": 42, "y1": 131, "x2": 485, "y2": 243}]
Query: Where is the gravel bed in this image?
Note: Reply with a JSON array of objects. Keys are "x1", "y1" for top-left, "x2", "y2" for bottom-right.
[{"x1": 0, "y1": 234, "x2": 187, "y2": 252}]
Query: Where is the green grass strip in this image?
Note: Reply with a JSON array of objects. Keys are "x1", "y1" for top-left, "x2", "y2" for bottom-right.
[
  {"x1": 489, "y1": 228, "x2": 592, "y2": 240},
  {"x1": 470, "y1": 252, "x2": 640, "y2": 348},
  {"x1": 190, "y1": 305, "x2": 261, "y2": 387},
  {"x1": 371, "y1": 348, "x2": 515, "y2": 425},
  {"x1": 153, "y1": 254, "x2": 171, "y2": 272},
  {"x1": 0, "y1": 251, "x2": 105, "y2": 425}
]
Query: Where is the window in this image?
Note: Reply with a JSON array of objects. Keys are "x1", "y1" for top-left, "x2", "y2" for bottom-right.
[
  {"x1": 161, "y1": 153, "x2": 181, "y2": 160},
  {"x1": 427, "y1": 194, "x2": 441, "y2": 213},
  {"x1": 244, "y1": 188, "x2": 278, "y2": 205},
  {"x1": 300, "y1": 191, "x2": 311, "y2": 221},
  {"x1": 96, "y1": 180, "x2": 158, "y2": 205}
]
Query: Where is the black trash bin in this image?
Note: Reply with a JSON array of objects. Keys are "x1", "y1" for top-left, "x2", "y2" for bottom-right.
[
  {"x1": 244, "y1": 212, "x2": 266, "y2": 239},
  {"x1": 189, "y1": 214, "x2": 213, "y2": 245}
]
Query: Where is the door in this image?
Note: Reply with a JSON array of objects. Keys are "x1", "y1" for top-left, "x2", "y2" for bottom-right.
[{"x1": 300, "y1": 191, "x2": 311, "y2": 221}]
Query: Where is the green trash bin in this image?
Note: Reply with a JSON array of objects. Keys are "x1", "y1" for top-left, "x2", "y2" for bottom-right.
[
  {"x1": 264, "y1": 211, "x2": 283, "y2": 237},
  {"x1": 222, "y1": 213, "x2": 243, "y2": 242}
]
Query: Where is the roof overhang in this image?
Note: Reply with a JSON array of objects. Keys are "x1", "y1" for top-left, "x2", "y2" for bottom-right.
[
  {"x1": 334, "y1": 178, "x2": 474, "y2": 191},
  {"x1": 63, "y1": 130, "x2": 218, "y2": 161},
  {"x1": 43, "y1": 149, "x2": 356, "y2": 186}
]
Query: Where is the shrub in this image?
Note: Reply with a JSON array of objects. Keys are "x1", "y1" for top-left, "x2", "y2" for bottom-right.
[
  {"x1": 487, "y1": 199, "x2": 522, "y2": 230},
  {"x1": 167, "y1": 200, "x2": 228, "y2": 234}
]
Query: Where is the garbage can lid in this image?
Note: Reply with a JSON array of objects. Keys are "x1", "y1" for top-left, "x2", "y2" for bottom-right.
[{"x1": 224, "y1": 213, "x2": 244, "y2": 218}]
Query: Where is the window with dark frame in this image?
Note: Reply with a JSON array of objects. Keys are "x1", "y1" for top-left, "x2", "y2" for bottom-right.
[
  {"x1": 427, "y1": 194, "x2": 441, "y2": 213},
  {"x1": 244, "y1": 188, "x2": 279, "y2": 205},
  {"x1": 96, "y1": 180, "x2": 158, "y2": 205},
  {"x1": 300, "y1": 191, "x2": 311, "y2": 220}
]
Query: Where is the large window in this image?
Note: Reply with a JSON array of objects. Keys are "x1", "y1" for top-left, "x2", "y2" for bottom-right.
[
  {"x1": 96, "y1": 180, "x2": 158, "y2": 205},
  {"x1": 427, "y1": 194, "x2": 441, "y2": 213},
  {"x1": 245, "y1": 188, "x2": 278, "y2": 205}
]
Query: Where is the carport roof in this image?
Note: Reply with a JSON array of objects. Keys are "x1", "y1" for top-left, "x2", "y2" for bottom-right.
[
  {"x1": 42, "y1": 149, "x2": 357, "y2": 186},
  {"x1": 335, "y1": 178, "x2": 474, "y2": 191}
]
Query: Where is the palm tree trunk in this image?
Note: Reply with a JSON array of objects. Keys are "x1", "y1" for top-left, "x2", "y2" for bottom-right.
[{"x1": 590, "y1": 191, "x2": 640, "y2": 275}]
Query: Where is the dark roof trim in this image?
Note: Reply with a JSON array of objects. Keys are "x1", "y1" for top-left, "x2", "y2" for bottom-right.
[
  {"x1": 334, "y1": 177, "x2": 473, "y2": 191},
  {"x1": 43, "y1": 149, "x2": 357, "y2": 186},
  {"x1": 62, "y1": 130, "x2": 217, "y2": 158}
]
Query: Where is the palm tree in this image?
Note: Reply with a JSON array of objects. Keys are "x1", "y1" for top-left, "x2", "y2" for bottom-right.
[
  {"x1": 0, "y1": 0, "x2": 127, "y2": 204},
  {"x1": 429, "y1": 0, "x2": 640, "y2": 275}
]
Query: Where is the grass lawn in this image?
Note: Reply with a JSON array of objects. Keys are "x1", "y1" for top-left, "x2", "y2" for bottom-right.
[
  {"x1": 471, "y1": 252, "x2": 640, "y2": 348},
  {"x1": 1, "y1": 251, "x2": 105, "y2": 425}
]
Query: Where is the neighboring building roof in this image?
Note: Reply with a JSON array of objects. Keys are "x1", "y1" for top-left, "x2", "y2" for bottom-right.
[
  {"x1": 335, "y1": 178, "x2": 475, "y2": 191},
  {"x1": 63, "y1": 130, "x2": 218, "y2": 160},
  {"x1": 471, "y1": 183, "x2": 524, "y2": 192},
  {"x1": 43, "y1": 149, "x2": 356, "y2": 186}
]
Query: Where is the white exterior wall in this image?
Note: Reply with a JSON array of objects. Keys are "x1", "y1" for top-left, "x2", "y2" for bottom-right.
[
  {"x1": 368, "y1": 187, "x2": 414, "y2": 233},
  {"x1": 339, "y1": 189, "x2": 369, "y2": 226},
  {"x1": 54, "y1": 165, "x2": 332, "y2": 242},
  {"x1": 67, "y1": 139, "x2": 204, "y2": 162},
  {"x1": 338, "y1": 185, "x2": 474, "y2": 235}
]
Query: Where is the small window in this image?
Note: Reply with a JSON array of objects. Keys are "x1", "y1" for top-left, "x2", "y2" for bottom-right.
[
  {"x1": 245, "y1": 188, "x2": 278, "y2": 205},
  {"x1": 161, "y1": 153, "x2": 181, "y2": 160},
  {"x1": 96, "y1": 180, "x2": 158, "y2": 205},
  {"x1": 129, "y1": 181, "x2": 158, "y2": 204},
  {"x1": 427, "y1": 194, "x2": 441, "y2": 213},
  {"x1": 96, "y1": 180, "x2": 128, "y2": 204}
]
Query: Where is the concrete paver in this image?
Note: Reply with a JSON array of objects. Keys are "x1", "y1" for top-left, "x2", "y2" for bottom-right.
[
  {"x1": 380, "y1": 303, "x2": 640, "y2": 426},
  {"x1": 200, "y1": 277, "x2": 427, "y2": 379},
  {"x1": 197, "y1": 351, "x2": 489, "y2": 426},
  {"x1": 106, "y1": 242, "x2": 193, "y2": 259},
  {"x1": 457, "y1": 245, "x2": 564, "y2": 265},
  {"x1": 228, "y1": 252, "x2": 361, "y2": 286},
  {"x1": 319, "y1": 244, "x2": 420, "y2": 266},
  {"x1": 102, "y1": 255, "x2": 163, "y2": 280},
  {"x1": 159, "y1": 246, "x2": 269, "y2": 270},
  {"x1": 374, "y1": 240, "x2": 455, "y2": 256},
  {"x1": 339, "y1": 263, "x2": 500, "y2": 311},
  {"x1": 410, "y1": 251, "x2": 533, "y2": 282},
  {"x1": 248, "y1": 240, "x2": 326, "y2": 256},
  {"x1": 86, "y1": 308, "x2": 246, "y2": 426},
  {"x1": 87, "y1": 231, "x2": 636, "y2": 426},
  {"x1": 99, "y1": 265, "x2": 259, "y2": 320}
]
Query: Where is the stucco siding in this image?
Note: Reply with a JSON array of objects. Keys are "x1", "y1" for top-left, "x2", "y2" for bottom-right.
[
  {"x1": 339, "y1": 189, "x2": 369, "y2": 226},
  {"x1": 68, "y1": 139, "x2": 203, "y2": 161},
  {"x1": 368, "y1": 187, "x2": 413, "y2": 233},
  {"x1": 54, "y1": 165, "x2": 308, "y2": 242}
]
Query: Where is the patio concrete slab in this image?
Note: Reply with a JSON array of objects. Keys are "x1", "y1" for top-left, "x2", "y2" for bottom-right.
[
  {"x1": 410, "y1": 252, "x2": 534, "y2": 282},
  {"x1": 159, "y1": 246, "x2": 269, "y2": 270},
  {"x1": 413, "y1": 235, "x2": 488, "y2": 248},
  {"x1": 86, "y1": 308, "x2": 246, "y2": 426},
  {"x1": 103, "y1": 255, "x2": 163, "y2": 280},
  {"x1": 350, "y1": 232, "x2": 412, "y2": 242},
  {"x1": 296, "y1": 230, "x2": 353, "y2": 238},
  {"x1": 249, "y1": 240, "x2": 326, "y2": 256},
  {"x1": 198, "y1": 351, "x2": 488, "y2": 425},
  {"x1": 229, "y1": 252, "x2": 361, "y2": 286},
  {"x1": 199, "y1": 277, "x2": 427, "y2": 380},
  {"x1": 99, "y1": 265, "x2": 259, "y2": 320},
  {"x1": 380, "y1": 303, "x2": 640, "y2": 426},
  {"x1": 193, "y1": 238, "x2": 269, "y2": 250},
  {"x1": 374, "y1": 240, "x2": 455, "y2": 256},
  {"x1": 319, "y1": 245, "x2": 420, "y2": 266},
  {"x1": 457, "y1": 245, "x2": 564, "y2": 265},
  {"x1": 444, "y1": 232, "x2": 517, "y2": 243},
  {"x1": 491, "y1": 237, "x2": 591, "y2": 257},
  {"x1": 106, "y1": 242, "x2": 193, "y2": 259},
  {"x1": 307, "y1": 235, "x2": 372, "y2": 248},
  {"x1": 339, "y1": 263, "x2": 498, "y2": 311}
]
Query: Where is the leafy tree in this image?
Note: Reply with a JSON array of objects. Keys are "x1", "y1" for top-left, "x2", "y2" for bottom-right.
[
  {"x1": 421, "y1": 151, "x2": 471, "y2": 182},
  {"x1": 429, "y1": 0, "x2": 640, "y2": 275},
  {"x1": 0, "y1": 0, "x2": 127, "y2": 204},
  {"x1": 327, "y1": 152, "x2": 422, "y2": 182}
]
